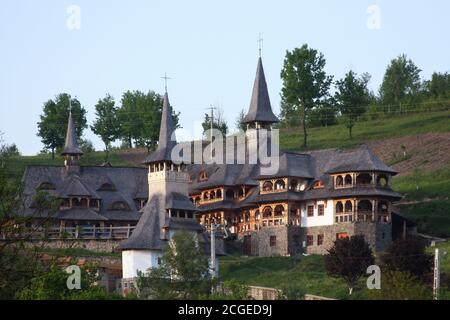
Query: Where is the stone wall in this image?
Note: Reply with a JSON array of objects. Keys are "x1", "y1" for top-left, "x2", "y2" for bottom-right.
[
  {"x1": 303, "y1": 223, "x2": 356, "y2": 255},
  {"x1": 249, "y1": 226, "x2": 289, "y2": 256},
  {"x1": 355, "y1": 222, "x2": 392, "y2": 252},
  {"x1": 25, "y1": 239, "x2": 122, "y2": 253}
]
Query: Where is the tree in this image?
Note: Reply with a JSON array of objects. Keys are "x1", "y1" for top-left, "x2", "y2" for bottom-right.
[
  {"x1": 379, "y1": 54, "x2": 422, "y2": 113},
  {"x1": 308, "y1": 99, "x2": 337, "y2": 128},
  {"x1": 118, "y1": 90, "x2": 144, "y2": 149},
  {"x1": 202, "y1": 109, "x2": 228, "y2": 138},
  {"x1": 334, "y1": 71, "x2": 371, "y2": 138},
  {"x1": 118, "y1": 90, "x2": 180, "y2": 150},
  {"x1": 426, "y1": 72, "x2": 450, "y2": 99},
  {"x1": 368, "y1": 271, "x2": 431, "y2": 300},
  {"x1": 235, "y1": 109, "x2": 247, "y2": 132},
  {"x1": 381, "y1": 237, "x2": 433, "y2": 281},
  {"x1": 91, "y1": 94, "x2": 120, "y2": 159},
  {"x1": 325, "y1": 235, "x2": 374, "y2": 295},
  {"x1": 280, "y1": 44, "x2": 333, "y2": 148},
  {"x1": 137, "y1": 230, "x2": 211, "y2": 300},
  {"x1": 16, "y1": 263, "x2": 124, "y2": 300},
  {"x1": 37, "y1": 93, "x2": 87, "y2": 159}
]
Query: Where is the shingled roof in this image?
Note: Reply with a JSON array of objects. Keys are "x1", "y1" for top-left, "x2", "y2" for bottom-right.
[
  {"x1": 143, "y1": 92, "x2": 177, "y2": 164},
  {"x1": 21, "y1": 165, "x2": 148, "y2": 222},
  {"x1": 323, "y1": 146, "x2": 398, "y2": 175},
  {"x1": 241, "y1": 57, "x2": 279, "y2": 124},
  {"x1": 119, "y1": 192, "x2": 205, "y2": 251},
  {"x1": 61, "y1": 110, "x2": 83, "y2": 156}
]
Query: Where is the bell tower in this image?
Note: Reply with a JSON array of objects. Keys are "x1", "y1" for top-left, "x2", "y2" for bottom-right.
[
  {"x1": 62, "y1": 107, "x2": 83, "y2": 175},
  {"x1": 142, "y1": 91, "x2": 189, "y2": 198}
]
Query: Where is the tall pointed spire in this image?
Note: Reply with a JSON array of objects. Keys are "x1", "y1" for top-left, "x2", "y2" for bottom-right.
[
  {"x1": 241, "y1": 57, "x2": 279, "y2": 126},
  {"x1": 61, "y1": 107, "x2": 83, "y2": 156},
  {"x1": 143, "y1": 92, "x2": 177, "y2": 164}
]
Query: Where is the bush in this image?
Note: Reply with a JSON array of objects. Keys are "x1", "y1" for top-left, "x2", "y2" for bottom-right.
[
  {"x1": 381, "y1": 237, "x2": 433, "y2": 281},
  {"x1": 368, "y1": 270, "x2": 431, "y2": 300}
]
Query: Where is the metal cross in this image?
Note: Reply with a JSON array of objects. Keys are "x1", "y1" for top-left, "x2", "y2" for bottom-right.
[
  {"x1": 161, "y1": 72, "x2": 171, "y2": 92},
  {"x1": 257, "y1": 33, "x2": 263, "y2": 57}
]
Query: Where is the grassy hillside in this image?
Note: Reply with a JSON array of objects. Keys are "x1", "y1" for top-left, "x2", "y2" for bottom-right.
[
  {"x1": 392, "y1": 164, "x2": 450, "y2": 238},
  {"x1": 219, "y1": 254, "x2": 369, "y2": 300},
  {"x1": 279, "y1": 110, "x2": 450, "y2": 151}
]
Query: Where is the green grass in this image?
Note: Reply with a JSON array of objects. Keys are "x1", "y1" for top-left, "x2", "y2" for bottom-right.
[
  {"x1": 219, "y1": 255, "x2": 369, "y2": 300},
  {"x1": 397, "y1": 200, "x2": 450, "y2": 238},
  {"x1": 279, "y1": 110, "x2": 450, "y2": 151},
  {"x1": 392, "y1": 165, "x2": 450, "y2": 238},
  {"x1": 4, "y1": 151, "x2": 130, "y2": 179},
  {"x1": 392, "y1": 165, "x2": 450, "y2": 201}
]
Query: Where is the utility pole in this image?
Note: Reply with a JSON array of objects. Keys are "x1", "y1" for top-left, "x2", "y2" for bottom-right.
[
  {"x1": 433, "y1": 248, "x2": 440, "y2": 300},
  {"x1": 210, "y1": 223, "x2": 216, "y2": 279},
  {"x1": 206, "y1": 105, "x2": 216, "y2": 142}
]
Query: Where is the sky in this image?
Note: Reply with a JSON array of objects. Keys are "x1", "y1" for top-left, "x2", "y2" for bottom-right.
[{"x1": 0, "y1": 0, "x2": 449, "y2": 155}]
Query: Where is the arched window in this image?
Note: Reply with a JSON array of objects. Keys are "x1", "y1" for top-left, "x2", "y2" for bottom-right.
[
  {"x1": 263, "y1": 206, "x2": 272, "y2": 218},
  {"x1": 378, "y1": 201, "x2": 389, "y2": 213},
  {"x1": 210, "y1": 190, "x2": 216, "y2": 199},
  {"x1": 262, "y1": 181, "x2": 273, "y2": 192},
  {"x1": 344, "y1": 174, "x2": 353, "y2": 185},
  {"x1": 336, "y1": 201, "x2": 344, "y2": 213},
  {"x1": 203, "y1": 192, "x2": 209, "y2": 200},
  {"x1": 345, "y1": 200, "x2": 353, "y2": 212},
  {"x1": 238, "y1": 188, "x2": 244, "y2": 198},
  {"x1": 38, "y1": 182, "x2": 55, "y2": 190},
  {"x1": 110, "y1": 201, "x2": 130, "y2": 211},
  {"x1": 377, "y1": 174, "x2": 389, "y2": 187},
  {"x1": 216, "y1": 189, "x2": 222, "y2": 198},
  {"x1": 225, "y1": 189, "x2": 234, "y2": 199},
  {"x1": 194, "y1": 196, "x2": 201, "y2": 205},
  {"x1": 98, "y1": 183, "x2": 115, "y2": 191},
  {"x1": 274, "y1": 205, "x2": 284, "y2": 216},
  {"x1": 275, "y1": 179, "x2": 285, "y2": 190},
  {"x1": 356, "y1": 173, "x2": 372, "y2": 185},
  {"x1": 336, "y1": 176, "x2": 343, "y2": 187},
  {"x1": 357, "y1": 200, "x2": 373, "y2": 213},
  {"x1": 290, "y1": 179, "x2": 299, "y2": 191}
]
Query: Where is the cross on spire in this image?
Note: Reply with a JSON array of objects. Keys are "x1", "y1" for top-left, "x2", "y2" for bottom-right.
[
  {"x1": 257, "y1": 33, "x2": 263, "y2": 57},
  {"x1": 161, "y1": 72, "x2": 171, "y2": 93}
]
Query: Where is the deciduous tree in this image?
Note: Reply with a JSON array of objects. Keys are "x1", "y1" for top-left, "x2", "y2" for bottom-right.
[
  {"x1": 334, "y1": 71, "x2": 371, "y2": 138},
  {"x1": 37, "y1": 94, "x2": 87, "y2": 159},
  {"x1": 280, "y1": 44, "x2": 333, "y2": 148},
  {"x1": 325, "y1": 235, "x2": 374, "y2": 295}
]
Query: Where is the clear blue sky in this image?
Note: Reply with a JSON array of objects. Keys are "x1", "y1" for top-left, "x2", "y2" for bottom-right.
[{"x1": 1, "y1": 0, "x2": 449, "y2": 155}]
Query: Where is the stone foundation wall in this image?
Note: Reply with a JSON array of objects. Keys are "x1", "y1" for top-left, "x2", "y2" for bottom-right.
[
  {"x1": 249, "y1": 226, "x2": 289, "y2": 256},
  {"x1": 24, "y1": 239, "x2": 122, "y2": 253},
  {"x1": 304, "y1": 223, "x2": 356, "y2": 254}
]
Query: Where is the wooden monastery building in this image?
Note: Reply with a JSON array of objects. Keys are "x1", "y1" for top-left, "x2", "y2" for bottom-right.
[{"x1": 20, "y1": 56, "x2": 410, "y2": 266}]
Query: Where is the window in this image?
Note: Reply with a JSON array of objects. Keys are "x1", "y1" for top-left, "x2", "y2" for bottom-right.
[
  {"x1": 98, "y1": 183, "x2": 115, "y2": 191},
  {"x1": 270, "y1": 236, "x2": 276, "y2": 247},
  {"x1": 317, "y1": 234, "x2": 324, "y2": 246},
  {"x1": 318, "y1": 204, "x2": 324, "y2": 216},
  {"x1": 306, "y1": 235, "x2": 314, "y2": 246},
  {"x1": 198, "y1": 170, "x2": 208, "y2": 182},
  {"x1": 110, "y1": 201, "x2": 130, "y2": 211},
  {"x1": 307, "y1": 205, "x2": 314, "y2": 217},
  {"x1": 336, "y1": 232, "x2": 349, "y2": 240},
  {"x1": 38, "y1": 182, "x2": 55, "y2": 190},
  {"x1": 313, "y1": 180, "x2": 324, "y2": 189},
  {"x1": 262, "y1": 181, "x2": 273, "y2": 192},
  {"x1": 293, "y1": 235, "x2": 300, "y2": 246}
]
